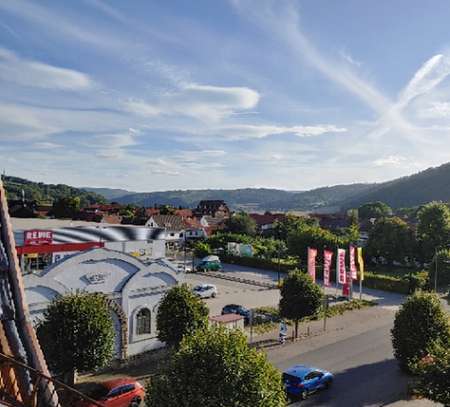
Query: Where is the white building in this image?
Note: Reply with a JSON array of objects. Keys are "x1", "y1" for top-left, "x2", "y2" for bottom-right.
[{"x1": 24, "y1": 248, "x2": 182, "y2": 359}]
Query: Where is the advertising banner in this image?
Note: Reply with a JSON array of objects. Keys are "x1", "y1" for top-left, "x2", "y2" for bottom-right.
[
  {"x1": 323, "y1": 249, "x2": 333, "y2": 287},
  {"x1": 350, "y1": 245, "x2": 357, "y2": 280},
  {"x1": 337, "y1": 248, "x2": 346, "y2": 284},
  {"x1": 357, "y1": 247, "x2": 364, "y2": 281},
  {"x1": 307, "y1": 247, "x2": 318, "y2": 283}
]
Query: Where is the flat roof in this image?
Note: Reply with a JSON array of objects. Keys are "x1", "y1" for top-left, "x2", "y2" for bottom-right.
[
  {"x1": 11, "y1": 217, "x2": 102, "y2": 231},
  {"x1": 209, "y1": 314, "x2": 244, "y2": 323}
]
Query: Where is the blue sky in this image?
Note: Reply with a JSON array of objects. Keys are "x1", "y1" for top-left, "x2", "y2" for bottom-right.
[{"x1": 1, "y1": 0, "x2": 450, "y2": 192}]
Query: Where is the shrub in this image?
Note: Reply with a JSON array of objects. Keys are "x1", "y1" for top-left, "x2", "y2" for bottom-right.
[
  {"x1": 146, "y1": 326, "x2": 286, "y2": 406},
  {"x1": 156, "y1": 284, "x2": 209, "y2": 348},
  {"x1": 391, "y1": 292, "x2": 450, "y2": 372}
]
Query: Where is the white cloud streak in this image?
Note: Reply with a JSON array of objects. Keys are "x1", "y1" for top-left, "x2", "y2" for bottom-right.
[{"x1": 0, "y1": 48, "x2": 92, "y2": 90}]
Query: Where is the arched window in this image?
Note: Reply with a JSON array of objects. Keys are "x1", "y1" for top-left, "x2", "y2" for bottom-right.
[{"x1": 136, "y1": 308, "x2": 151, "y2": 335}]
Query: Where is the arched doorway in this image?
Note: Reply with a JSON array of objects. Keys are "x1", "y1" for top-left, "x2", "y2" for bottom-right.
[{"x1": 105, "y1": 299, "x2": 128, "y2": 360}]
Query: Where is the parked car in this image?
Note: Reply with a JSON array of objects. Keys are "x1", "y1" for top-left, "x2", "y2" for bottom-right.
[
  {"x1": 196, "y1": 255, "x2": 222, "y2": 272},
  {"x1": 192, "y1": 284, "x2": 217, "y2": 298},
  {"x1": 221, "y1": 304, "x2": 251, "y2": 323},
  {"x1": 283, "y1": 365, "x2": 333, "y2": 400},
  {"x1": 75, "y1": 377, "x2": 144, "y2": 407}
]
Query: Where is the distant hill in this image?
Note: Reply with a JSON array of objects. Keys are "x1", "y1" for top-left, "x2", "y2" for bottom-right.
[
  {"x1": 2, "y1": 176, "x2": 105, "y2": 207},
  {"x1": 109, "y1": 184, "x2": 376, "y2": 212},
  {"x1": 342, "y1": 162, "x2": 450, "y2": 209},
  {"x1": 4, "y1": 161, "x2": 450, "y2": 213},
  {"x1": 82, "y1": 187, "x2": 134, "y2": 200}
]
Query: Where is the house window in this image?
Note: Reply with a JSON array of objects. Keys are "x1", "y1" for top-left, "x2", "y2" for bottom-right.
[{"x1": 136, "y1": 308, "x2": 151, "y2": 335}]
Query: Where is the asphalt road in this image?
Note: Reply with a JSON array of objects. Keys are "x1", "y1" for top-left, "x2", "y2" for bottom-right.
[{"x1": 267, "y1": 312, "x2": 438, "y2": 407}]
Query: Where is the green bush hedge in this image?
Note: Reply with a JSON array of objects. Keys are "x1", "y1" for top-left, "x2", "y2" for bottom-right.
[
  {"x1": 221, "y1": 255, "x2": 295, "y2": 273},
  {"x1": 220, "y1": 255, "x2": 428, "y2": 295}
]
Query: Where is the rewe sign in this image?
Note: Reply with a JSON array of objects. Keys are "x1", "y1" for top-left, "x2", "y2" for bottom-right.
[{"x1": 24, "y1": 230, "x2": 53, "y2": 246}]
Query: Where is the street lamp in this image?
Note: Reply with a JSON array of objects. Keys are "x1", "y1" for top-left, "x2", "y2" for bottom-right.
[{"x1": 434, "y1": 245, "x2": 450, "y2": 292}]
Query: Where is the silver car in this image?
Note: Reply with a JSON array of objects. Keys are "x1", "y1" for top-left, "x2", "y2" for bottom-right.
[{"x1": 192, "y1": 284, "x2": 217, "y2": 299}]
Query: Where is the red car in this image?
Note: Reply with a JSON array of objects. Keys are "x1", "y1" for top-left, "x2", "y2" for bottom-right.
[{"x1": 75, "y1": 377, "x2": 144, "y2": 407}]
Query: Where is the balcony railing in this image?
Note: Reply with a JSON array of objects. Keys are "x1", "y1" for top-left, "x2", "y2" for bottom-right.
[{"x1": 0, "y1": 352, "x2": 104, "y2": 407}]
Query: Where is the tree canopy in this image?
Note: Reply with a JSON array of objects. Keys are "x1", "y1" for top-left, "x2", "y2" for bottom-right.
[
  {"x1": 358, "y1": 201, "x2": 392, "y2": 220},
  {"x1": 37, "y1": 292, "x2": 115, "y2": 384},
  {"x1": 146, "y1": 326, "x2": 286, "y2": 407},
  {"x1": 279, "y1": 271, "x2": 323, "y2": 338},
  {"x1": 224, "y1": 212, "x2": 257, "y2": 236},
  {"x1": 156, "y1": 284, "x2": 209, "y2": 348},
  {"x1": 366, "y1": 217, "x2": 415, "y2": 265},
  {"x1": 391, "y1": 292, "x2": 450, "y2": 372},
  {"x1": 413, "y1": 341, "x2": 450, "y2": 405},
  {"x1": 417, "y1": 201, "x2": 450, "y2": 260}
]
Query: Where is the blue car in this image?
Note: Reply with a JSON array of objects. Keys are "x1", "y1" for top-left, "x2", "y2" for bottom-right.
[{"x1": 283, "y1": 365, "x2": 333, "y2": 400}]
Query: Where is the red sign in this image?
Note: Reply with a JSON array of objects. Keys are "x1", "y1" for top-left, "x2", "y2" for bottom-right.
[
  {"x1": 24, "y1": 229, "x2": 53, "y2": 246},
  {"x1": 307, "y1": 247, "x2": 318, "y2": 283},
  {"x1": 323, "y1": 249, "x2": 333, "y2": 287},
  {"x1": 337, "y1": 249, "x2": 346, "y2": 284},
  {"x1": 349, "y1": 245, "x2": 357, "y2": 280},
  {"x1": 342, "y1": 283, "x2": 350, "y2": 297}
]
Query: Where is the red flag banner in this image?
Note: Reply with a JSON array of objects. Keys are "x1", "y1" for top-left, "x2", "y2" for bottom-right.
[
  {"x1": 350, "y1": 245, "x2": 357, "y2": 280},
  {"x1": 307, "y1": 247, "x2": 318, "y2": 283},
  {"x1": 323, "y1": 249, "x2": 333, "y2": 287},
  {"x1": 337, "y1": 248, "x2": 346, "y2": 284}
]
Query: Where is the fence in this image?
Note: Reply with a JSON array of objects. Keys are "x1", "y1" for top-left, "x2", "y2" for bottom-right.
[{"x1": 0, "y1": 352, "x2": 103, "y2": 407}]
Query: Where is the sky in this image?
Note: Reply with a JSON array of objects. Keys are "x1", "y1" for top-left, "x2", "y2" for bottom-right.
[{"x1": 2, "y1": 0, "x2": 450, "y2": 192}]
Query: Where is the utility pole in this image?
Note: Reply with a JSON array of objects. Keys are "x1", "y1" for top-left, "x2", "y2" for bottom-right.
[{"x1": 434, "y1": 247, "x2": 438, "y2": 292}]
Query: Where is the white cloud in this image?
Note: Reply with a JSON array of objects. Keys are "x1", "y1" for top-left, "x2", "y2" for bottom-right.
[
  {"x1": 373, "y1": 155, "x2": 406, "y2": 166},
  {"x1": 231, "y1": 0, "x2": 414, "y2": 139},
  {"x1": 32, "y1": 142, "x2": 63, "y2": 149},
  {"x1": 0, "y1": 48, "x2": 92, "y2": 90},
  {"x1": 420, "y1": 101, "x2": 450, "y2": 118},
  {"x1": 339, "y1": 50, "x2": 361, "y2": 67},
  {"x1": 124, "y1": 83, "x2": 260, "y2": 122},
  {"x1": 216, "y1": 123, "x2": 347, "y2": 140}
]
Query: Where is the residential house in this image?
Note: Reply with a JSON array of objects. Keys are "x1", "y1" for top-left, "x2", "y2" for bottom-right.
[
  {"x1": 199, "y1": 215, "x2": 226, "y2": 237},
  {"x1": 194, "y1": 200, "x2": 230, "y2": 218},
  {"x1": 249, "y1": 212, "x2": 286, "y2": 234},
  {"x1": 145, "y1": 214, "x2": 186, "y2": 244}
]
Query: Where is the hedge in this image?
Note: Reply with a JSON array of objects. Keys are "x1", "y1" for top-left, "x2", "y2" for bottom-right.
[
  {"x1": 220, "y1": 255, "x2": 427, "y2": 295},
  {"x1": 221, "y1": 255, "x2": 295, "y2": 273}
]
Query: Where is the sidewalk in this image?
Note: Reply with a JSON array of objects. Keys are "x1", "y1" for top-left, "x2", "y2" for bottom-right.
[{"x1": 249, "y1": 302, "x2": 394, "y2": 350}]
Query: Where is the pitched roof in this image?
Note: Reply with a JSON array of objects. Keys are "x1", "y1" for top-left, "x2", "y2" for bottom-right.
[
  {"x1": 151, "y1": 215, "x2": 185, "y2": 230},
  {"x1": 249, "y1": 213, "x2": 286, "y2": 226},
  {"x1": 174, "y1": 208, "x2": 193, "y2": 218}
]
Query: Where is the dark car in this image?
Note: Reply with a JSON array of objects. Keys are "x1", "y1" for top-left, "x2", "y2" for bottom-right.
[
  {"x1": 283, "y1": 364, "x2": 333, "y2": 400},
  {"x1": 221, "y1": 304, "x2": 251, "y2": 323}
]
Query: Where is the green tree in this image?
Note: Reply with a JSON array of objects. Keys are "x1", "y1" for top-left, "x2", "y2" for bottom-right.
[
  {"x1": 52, "y1": 196, "x2": 81, "y2": 218},
  {"x1": 429, "y1": 248, "x2": 450, "y2": 289},
  {"x1": 156, "y1": 284, "x2": 209, "y2": 348},
  {"x1": 36, "y1": 292, "x2": 115, "y2": 385},
  {"x1": 413, "y1": 341, "x2": 450, "y2": 405},
  {"x1": 279, "y1": 271, "x2": 323, "y2": 338},
  {"x1": 358, "y1": 201, "x2": 392, "y2": 220},
  {"x1": 146, "y1": 326, "x2": 286, "y2": 407},
  {"x1": 417, "y1": 201, "x2": 450, "y2": 261},
  {"x1": 193, "y1": 241, "x2": 212, "y2": 259},
  {"x1": 287, "y1": 223, "x2": 340, "y2": 263},
  {"x1": 224, "y1": 212, "x2": 257, "y2": 236},
  {"x1": 366, "y1": 217, "x2": 415, "y2": 265},
  {"x1": 391, "y1": 292, "x2": 450, "y2": 372}
]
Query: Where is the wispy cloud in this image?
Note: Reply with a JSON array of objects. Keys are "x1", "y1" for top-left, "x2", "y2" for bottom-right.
[
  {"x1": 373, "y1": 155, "x2": 407, "y2": 167},
  {"x1": 0, "y1": 48, "x2": 93, "y2": 90},
  {"x1": 125, "y1": 82, "x2": 260, "y2": 122},
  {"x1": 215, "y1": 123, "x2": 347, "y2": 140}
]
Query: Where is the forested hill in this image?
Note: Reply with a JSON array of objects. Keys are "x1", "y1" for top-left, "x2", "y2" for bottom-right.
[
  {"x1": 2, "y1": 176, "x2": 105, "y2": 206},
  {"x1": 95, "y1": 184, "x2": 376, "y2": 212},
  {"x1": 342, "y1": 162, "x2": 450, "y2": 209}
]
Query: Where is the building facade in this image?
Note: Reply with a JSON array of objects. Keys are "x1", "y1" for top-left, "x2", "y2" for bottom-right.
[{"x1": 24, "y1": 248, "x2": 182, "y2": 358}]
